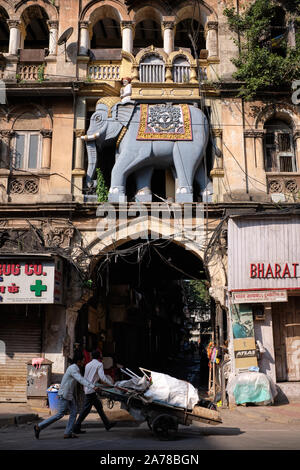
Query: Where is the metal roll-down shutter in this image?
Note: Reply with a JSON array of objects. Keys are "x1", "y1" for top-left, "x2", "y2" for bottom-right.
[{"x1": 0, "y1": 305, "x2": 42, "y2": 402}]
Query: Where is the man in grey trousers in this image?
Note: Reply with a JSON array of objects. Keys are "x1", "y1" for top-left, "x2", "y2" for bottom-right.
[{"x1": 34, "y1": 351, "x2": 100, "y2": 439}]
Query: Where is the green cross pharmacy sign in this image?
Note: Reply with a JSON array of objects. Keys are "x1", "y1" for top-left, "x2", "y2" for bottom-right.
[
  {"x1": 0, "y1": 256, "x2": 63, "y2": 304},
  {"x1": 30, "y1": 280, "x2": 47, "y2": 297}
]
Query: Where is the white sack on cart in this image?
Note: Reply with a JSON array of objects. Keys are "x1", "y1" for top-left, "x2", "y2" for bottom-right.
[
  {"x1": 115, "y1": 376, "x2": 150, "y2": 391},
  {"x1": 144, "y1": 371, "x2": 199, "y2": 410}
]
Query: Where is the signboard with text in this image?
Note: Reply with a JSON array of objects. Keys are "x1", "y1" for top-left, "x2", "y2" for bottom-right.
[
  {"x1": 232, "y1": 290, "x2": 288, "y2": 304},
  {"x1": 0, "y1": 257, "x2": 63, "y2": 304},
  {"x1": 228, "y1": 217, "x2": 300, "y2": 291}
]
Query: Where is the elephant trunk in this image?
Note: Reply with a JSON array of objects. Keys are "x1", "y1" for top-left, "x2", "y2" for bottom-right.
[{"x1": 86, "y1": 140, "x2": 98, "y2": 188}]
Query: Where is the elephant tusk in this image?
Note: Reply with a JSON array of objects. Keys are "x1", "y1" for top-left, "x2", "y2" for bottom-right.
[{"x1": 81, "y1": 132, "x2": 100, "y2": 141}]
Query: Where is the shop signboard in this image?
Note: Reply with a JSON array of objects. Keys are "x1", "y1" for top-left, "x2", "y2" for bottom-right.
[
  {"x1": 0, "y1": 256, "x2": 63, "y2": 304},
  {"x1": 228, "y1": 217, "x2": 300, "y2": 292},
  {"x1": 232, "y1": 290, "x2": 287, "y2": 304}
]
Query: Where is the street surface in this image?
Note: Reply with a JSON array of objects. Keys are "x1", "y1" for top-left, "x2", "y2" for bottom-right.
[{"x1": 0, "y1": 418, "x2": 299, "y2": 451}]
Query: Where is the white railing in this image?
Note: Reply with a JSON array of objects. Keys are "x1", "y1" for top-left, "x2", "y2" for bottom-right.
[
  {"x1": 88, "y1": 64, "x2": 120, "y2": 81},
  {"x1": 139, "y1": 64, "x2": 165, "y2": 83},
  {"x1": 18, "y1": 64, "x2": 40, "y2": 81},
  {"x1": 172, "y1": 65, "x2": 191, "y2": 83}
]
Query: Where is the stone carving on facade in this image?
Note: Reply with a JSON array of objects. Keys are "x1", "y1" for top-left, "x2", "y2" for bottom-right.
[
  {"x1": 9, "y1": 178, "x2": 39, "y2": 194},
  {"x1": 43, "y1": 225, "x2": 75, "y2": 248}
]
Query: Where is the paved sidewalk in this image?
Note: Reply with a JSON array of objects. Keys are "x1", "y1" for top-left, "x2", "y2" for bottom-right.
[
  {"x1": 220, "y1": 402, "x2": 300, "y2": 425},
  {"x1": 1, "y1": 400, "x2": 300, "y2": 429},
  {"x1": 0, "y1": 400, "x2": 136, "y2": 428}
]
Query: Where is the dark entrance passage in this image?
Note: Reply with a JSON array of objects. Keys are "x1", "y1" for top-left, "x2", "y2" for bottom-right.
[{"x1": 76, "y1": 239, "x2": 212, "y2": 392}]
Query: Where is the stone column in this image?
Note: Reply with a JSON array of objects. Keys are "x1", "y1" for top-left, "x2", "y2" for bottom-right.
[
  {"x1": 79, "y1": 21, "x2": 90, "y2": 56},
  {"x1": 294, "y1": 129, "x2": 300, "y2": 171},
  {"x1": 74, "y1": 129, "x2": 86, "y2": 170},
  {"x1": 206, "y1": 22, "x2": 218, "y2": 58},
  {"x1": 162, "y1": 21, "x2": 175, "y2": 55},
  {"x1": 41, "y1": 129, "x2": 52, "y2": 169},
  {"x1": 72, "y1": 97, "x2": 87, "y2": 199},
  {"x1": 121, "y1": 21, "x2": 134, "y2": 54},
  {"x1": 7, "y1": 20, "x2": 21, "y2": 56},
  {"x1": 210, "y1": 129, "x2": 224, "y2": 203},
  {"x1": 47, "y1": 20, "x2": 59, "y2": 56},
  {"x1": 212, "y1": 129, "x2": 223, "y2": 169}
]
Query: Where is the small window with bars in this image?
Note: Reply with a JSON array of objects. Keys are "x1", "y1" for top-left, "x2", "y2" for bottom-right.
[
  {"x1": 139, "y1": 55, "x2": 165, "y2": 83},
  {"x1": 11, "y1": 132, "x2": 42, "y2": 170},
  {"x1": 264, "y1": 131, "x2": 296, "y2": 173}
]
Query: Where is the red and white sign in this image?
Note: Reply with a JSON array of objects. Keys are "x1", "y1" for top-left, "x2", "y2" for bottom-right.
[
  {"x1": 232, "y1": 290, "x2": 288, "y2": 304},
  {"x1": 0, "y1": 256, "x2": 63, "y2": 304}
]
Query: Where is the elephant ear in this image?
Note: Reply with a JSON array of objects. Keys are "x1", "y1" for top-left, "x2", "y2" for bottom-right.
[
  {"x1": 111, "y1": 102, "x2": 136, "y2": 127},
  {"x1": 94, "y1": 103, "x2": 109, "y2": 129}
]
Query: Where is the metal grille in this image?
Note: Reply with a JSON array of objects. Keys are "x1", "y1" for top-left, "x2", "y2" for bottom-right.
[
  {"x1": 139, "y1": 64, "x2": 165, "y2": 83},
  {"x1": 172, "y1": 65, "x2": 190, "y2": 83}
]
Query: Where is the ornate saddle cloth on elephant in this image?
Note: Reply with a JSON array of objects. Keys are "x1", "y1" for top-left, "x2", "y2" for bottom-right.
[{"x1": 137, "y1": 103, "x2": 193, "y2": 141}]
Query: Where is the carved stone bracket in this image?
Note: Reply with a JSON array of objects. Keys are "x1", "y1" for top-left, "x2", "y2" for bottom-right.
[
  {"x1": 207, "y1": 21, "x2": 218, "y2": 31},
  {"x1": 7, "y1": 20, "x2": 21, "y2": 30},
  {"x1": 212, "y1": 128, "x2": 222, "y2": 138},
  {"x1": 47, "y1": 20, "x2": 59, "y2": 30},
  {"x1": 40, "y1": 129, "x2": 53, "y2": 138},
  {"x1": 244, "y1": 130, "x2": 265, "y2": 138},
  {"x1": 162, "y1": 21, "x2": 175, "y2": 32},
  {"x1": 121, "y1": 21, "x2": 135, "y2": 32},
  {"x1": 43, "y1": 225, "x2": 75, "y2": 248},
  {"x1": 74, "y1": 129, "x2": 86, "y2": 138},
  {"x1": 79, "y1": 21, "x2": 90, "y2": 30}
]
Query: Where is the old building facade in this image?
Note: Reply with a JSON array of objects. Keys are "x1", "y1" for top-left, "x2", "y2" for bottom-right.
[{"x1": 0, "y1": 0, "x2": 299, "y2": 405}]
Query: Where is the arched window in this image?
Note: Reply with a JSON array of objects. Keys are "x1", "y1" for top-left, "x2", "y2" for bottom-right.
[
  {"x1": 264, "y1": 118, "x2": 296, "y2": 172},
  {"x1": 21, "y1": 5, "x2": 49, "y2": 50},
  {"x1": 0, "y1": 7, "x2": 9, "y2": 53},
  {"x1": 91, "y1": 17, "x2": 122, "y2": 49},
  {"x1": 174, "y1": 19, "x2": 205, "y2": 59},
  {"x1": 139, "y1": 54, "x2": 165, "y2": 83},
  {"x1": 172, "y1": 56, "x2": 190, "y2": 83},
  {"x1": 134, "y1": 20, "x2": 163, "y2": 52}
]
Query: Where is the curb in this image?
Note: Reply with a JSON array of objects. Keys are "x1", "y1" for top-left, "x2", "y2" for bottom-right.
[{"x1": 0, "y1": 413, "x2": 39, "y2": 428}]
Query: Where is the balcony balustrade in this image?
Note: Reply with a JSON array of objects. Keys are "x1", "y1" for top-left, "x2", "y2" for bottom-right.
[{"x1": 88, "y1": 62, "x2": 120, "y2": 81}]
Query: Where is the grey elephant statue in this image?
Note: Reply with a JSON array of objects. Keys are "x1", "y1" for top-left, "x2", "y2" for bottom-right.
[{"x1": 82, "y1": 100, "x2": 211, "y2": 203}]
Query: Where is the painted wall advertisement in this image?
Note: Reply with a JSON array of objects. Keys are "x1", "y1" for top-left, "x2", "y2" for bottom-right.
[
  {"x1": 0, "y1": 257, "x2": 63, "y2": 304},
  {"x1": 230, "y1": 303, "x2": 258, "y2": 370}
]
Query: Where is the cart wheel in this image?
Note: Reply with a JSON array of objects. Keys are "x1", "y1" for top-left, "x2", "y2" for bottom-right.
[{"x1": 152, "y1": 414, "x2": 178, "y2": 441}]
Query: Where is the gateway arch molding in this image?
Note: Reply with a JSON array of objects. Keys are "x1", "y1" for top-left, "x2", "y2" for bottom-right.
[{"x1": 79, "y1": 216, "x2": 227, "y2": 304}]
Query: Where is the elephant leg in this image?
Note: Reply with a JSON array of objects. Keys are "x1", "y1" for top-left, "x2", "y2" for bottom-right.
[
  {"x1": 135, "y1": 167, "x2": 153, "y2": 202},
  {"x1": 173, "y1": 142, "x2": 195, "y2": 203},
  {"x1": 109, "y1": 144, "x2": 151, "y2": 202},
  {"x1": 194, "y1": 161, "x2": 213, "y2": 202}
]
